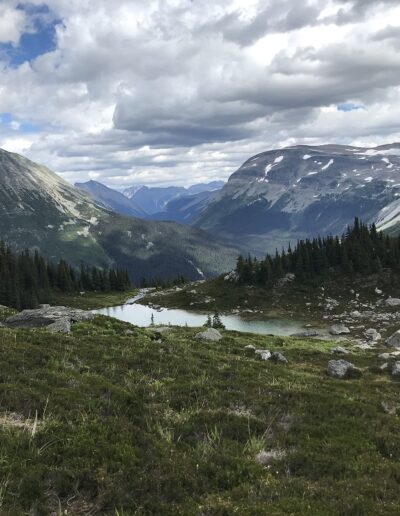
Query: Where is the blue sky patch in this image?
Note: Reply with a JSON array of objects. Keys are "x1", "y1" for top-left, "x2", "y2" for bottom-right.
[
  {"x1": 0, "y1": 112, "x2": 41, "y2": 133},
  {"x1": 0, "y1": 3, "x2": 61, "y2": 67},
  {"x1": 337, "y1": 102, "x2": 364, "y2": 112}
]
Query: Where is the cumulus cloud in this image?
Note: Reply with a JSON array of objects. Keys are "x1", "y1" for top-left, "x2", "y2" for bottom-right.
[{"x1": 0, "y1": 0, "x2": 399, "y2": 187}]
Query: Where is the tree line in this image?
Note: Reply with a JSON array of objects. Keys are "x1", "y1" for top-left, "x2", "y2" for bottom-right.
[
  {"x1": 0, "y1": 241, "x2": 131, "y2": 310},
  {"x1": 235, "y1": 218, "x2": 400, "y2": 286}
]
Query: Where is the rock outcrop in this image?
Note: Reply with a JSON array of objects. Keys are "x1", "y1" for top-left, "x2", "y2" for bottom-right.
[{"x1": 5, "y1": 305, "x2": 94, "y2": 332}]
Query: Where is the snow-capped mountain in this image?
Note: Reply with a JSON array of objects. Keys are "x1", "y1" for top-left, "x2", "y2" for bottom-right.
[
  {"x1": 0, "y1": 149, "x2": 237, "y2": 281},
  {"x1": 195, "y1": 144, "x2": 400, "y2": 253}
]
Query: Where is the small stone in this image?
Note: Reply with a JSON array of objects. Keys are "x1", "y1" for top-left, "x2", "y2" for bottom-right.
[
  {"x1": 386, "y1": 298, "x2": 400, "y2": 307},
  {"x1": 327, "y1": 359, "x2": 362, "y2": 379},
  {"x1": 270, "y1": 352, "x2": 288, "y2": 364},
  {"x1": 244, "y1": 345, "x2": 256, "y2": 352},
  {"x1": 255, "y1": 449, "x2": 286, "y2": 465},
  {"x1": 124, "y1": 329, "x2": 134, "y2": 335},
  {"x1": 260, "y1": 351, "x2": 272, "y2": 361},
  {"x1": 329, "y1": 324, "x2": 351, "y2": 336},
  {"x1": 381, "y1": 401, "x2": 398, "y2": 415},
  {"x1": 378, "y1": 353, "x2": 391, "y2": 360},
  {"x1": 331, "y1": 346, "x2": 349, "y2": 354},
  {"x1": 391, "y1": 362, "x2": 400, "y2": 378},
  {"x1": 386, "y1": 330, "x2": 400, "y2": 349},
  {"x1": 364, "y1": 328, "x2": 381, "y2": 342}
]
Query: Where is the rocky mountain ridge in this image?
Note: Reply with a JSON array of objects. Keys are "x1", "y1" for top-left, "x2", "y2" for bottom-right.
[
  {"x1": 195, "y1": 143, "x2": 400, "y2": 253},
  {"x1": 0, "y1": 149, "x2": 237, "y2": 282}
]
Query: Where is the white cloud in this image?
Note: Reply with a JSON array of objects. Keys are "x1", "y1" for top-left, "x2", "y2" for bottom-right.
[
  {"x1": 0, "y1": 3, "x2": 29, "y2": 45},
  {"x1": 0, "y1": 0, "x2": 399, "y2": 187}
]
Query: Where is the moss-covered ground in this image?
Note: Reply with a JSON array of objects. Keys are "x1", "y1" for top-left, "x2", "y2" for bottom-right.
[
  {"x1": 0, "y1": 315, "x2": 399, "y2": 514},
  {"x1": 50, "y1": 290, "x2": 138, "y2": 310}
]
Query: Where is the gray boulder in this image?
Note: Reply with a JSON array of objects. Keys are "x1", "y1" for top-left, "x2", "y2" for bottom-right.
[
  {"x1": 260, "y1": 351, "x2": 272, "y2": 361},
  {"x1": 365, "y1": 328, "x2": 381, "y2": 342},
  {"x1": 195, "y1": 328, "x2": 222, "y2": 342},
  {"x1": 386, "y1": 330, "x2": 400, "y2": 349},
  {"x1": 378, "y1": 353, "x2": 391, "y2": 360},
  {"x1": 386, "y1": 298, "x2": 400, "y2": 307},
  {"x1": 46, "y1": 318, "x2": 71, "y2": 334},
  {"x1": 391, "y1": 362, "x2": 400, "y2": 378},
  {"x1": 327, "y1": 359, "x2": 362, "y2": 379},
  {"x1": 270, "y1": 352, "x2": 288, "y2": 364},
  {"x1": 329, "y1": 324, "x2": 351, "y2": 336},
  {"x1": 330, "y1": 346, "x2": 350, "y2": 355},
  {"x1": 5, "y1": 306, "x2": 94, "y2": 330}
]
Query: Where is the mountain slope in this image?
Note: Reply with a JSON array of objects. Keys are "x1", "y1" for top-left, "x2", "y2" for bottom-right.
[
  {"x1": 0, "y1": 149, "x2": 237, "y2": 282},
  {"x1": 195, "y1": 144, "x2": 400, "y2": 253},
  {"x1": 123, "y1": 181, "x2": 225, "y2": 216},
  {"x1": 148, "y1": 189, "x2": 219, "y2": 223},
  {"x1": 75, "y1": 180, "x2": 145, "y2": 217}
]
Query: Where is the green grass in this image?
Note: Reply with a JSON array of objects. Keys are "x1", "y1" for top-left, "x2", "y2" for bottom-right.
[
  {"x1": 50, "y1": 290, "x2": 138, "y2": 310},
  {"x1": 145, "y1": 271, "x2": 400, "y2": 323},
  {"x1": 0, "y1": 317, "x2": 399, "y2": 514}
]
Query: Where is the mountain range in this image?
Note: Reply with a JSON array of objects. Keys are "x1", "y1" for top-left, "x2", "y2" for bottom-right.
[
  {"x1": 194, "y1": 144, "x2": 400, "y2": 253},
  {"x1": 3, "y1": 143, "x2": 400, "y2": 283},
  {"x1": 0, "y1": 149, "x2": 237, "y2": 283}
]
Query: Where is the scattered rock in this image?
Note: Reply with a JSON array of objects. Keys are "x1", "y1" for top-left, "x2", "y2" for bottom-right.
[
  {"x1": 380, "y1": 401, "x2": 398, "y2": 415},
  {"x1": 255, "y1": 449, "x2": 286, "y2": 465},
  {"x1": 385, "y1": 298, "x2": 400, "y2": 307},
  {"x1": 291, "y1": 330, "x2": 320, "y2": 338},
  {"x1": 386, "y1": 330, "x2": 400, "y2": 349},
  {"x1": 46, "y1": 318, "x2": 71, "y2": 334},
  {"x1": 375, "y1": 288, "x2": 383, "y2": 295},
  {"x1": 260, "y1": 351, "x2": 272, "y2": 361},
  {"x1": 327, "y1": 359, "x2": 362, "y2": 379},
  {"x1": 350, "y1": 310, "x2": 362, "y2": 318},
  {"x1": 195, "y1": 328, "x2": 222, "y2": 342},
  {"x1": 5, "y1": 306, "x2": 93, "y2": 330},
  {"x1": 364, "y1": 328, "x2": 381, "y2": 342},
  {"x1": 244, "y1": 344, "x2": 256, "y2": 352},
  {"x1": 270, "y1": 352, "x2": 288, "y2": 364},
  {"x1": 378, "y1": 353, "x2": 391, "y2": 360},
  {"x1": 379, "y1": 362, "x2": 389, "y2": 372},
  {"x1": 330, "y1": 346, "x2": 349, "y2": 354},
  {"x1": 124, "y1": 329, "x2": 134, "y2": 335},
  {"x1": 329, "y1": 324, "x2": 351, "y2": 336},
  {"x1": 255, "y1": 349, "x2": 270, "y2": 355},
  {"x1": 353, "y1": 342, "x2": 374, "y2": 350},
  {"x1": 391, "y1": 362, "x2": 400, "y2": 378}
]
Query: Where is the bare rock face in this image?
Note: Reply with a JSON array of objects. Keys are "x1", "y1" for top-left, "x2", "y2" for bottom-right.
[
  {"x1": 327, "y1": 359, "x2": 362, "y2": 379},
  {"x1": 195, "y1": 328, "x2": 222, "y2": 342},
  {"x1": 386, "y1": 330, "x2": 400, "y2": 349},
  {"x1": 5, "y1": 306, "x2": 94, "y2": 331}
]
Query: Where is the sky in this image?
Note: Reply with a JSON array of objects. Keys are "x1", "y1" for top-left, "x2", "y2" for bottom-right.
[{"x1": 0, "y1": 0, "x2": 400, "y2": 189}]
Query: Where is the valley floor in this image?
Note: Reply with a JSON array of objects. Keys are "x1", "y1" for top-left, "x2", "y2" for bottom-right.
[{"x1": 0, "y1": 313, "x2": 399, "y2": 514}]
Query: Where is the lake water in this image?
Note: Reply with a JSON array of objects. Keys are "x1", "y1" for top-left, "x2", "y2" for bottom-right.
[{"x1": 94, "y1": 302, "x2": 305, "y2": 336}]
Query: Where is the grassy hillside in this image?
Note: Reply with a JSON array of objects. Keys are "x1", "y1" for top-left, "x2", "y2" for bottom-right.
[{"x1": 0, "y1": 315, "x2": 399, "y2": 513}]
